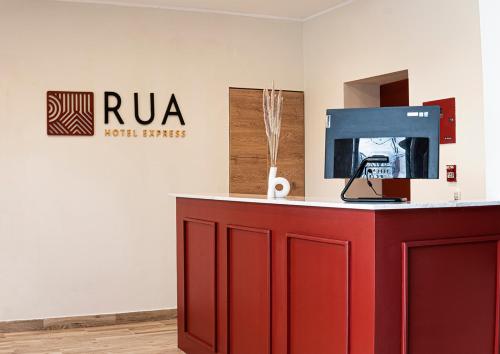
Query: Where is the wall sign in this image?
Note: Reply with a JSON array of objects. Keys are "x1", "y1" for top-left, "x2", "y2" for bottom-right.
[
  {"x1": 47, "y1": 91, "x2": 94, "y2": 136},
  {"x1": 46, "y1": 91, "x2": 186, "y2": 139}
]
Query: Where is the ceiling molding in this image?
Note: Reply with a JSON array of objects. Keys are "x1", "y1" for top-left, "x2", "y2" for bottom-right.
[
  {"x1": 55, "y1": 0, "x2": 302, "y2": 21},
  {"x1": 54, "y1": 0, "x2": 354, "y2": 22},
  {"x1": 303, "y1": 0, "x2": 354, "y2": 22}
]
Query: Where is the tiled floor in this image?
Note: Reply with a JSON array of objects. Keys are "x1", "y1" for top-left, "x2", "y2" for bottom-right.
[{"x1": 0, "y1": 319, "x2": 184, "y2": 354}]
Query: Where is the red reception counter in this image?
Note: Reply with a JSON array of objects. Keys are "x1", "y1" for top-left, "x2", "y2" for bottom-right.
[{"x1": 175, "y1": 194, "x2": 500, "y2": 354}]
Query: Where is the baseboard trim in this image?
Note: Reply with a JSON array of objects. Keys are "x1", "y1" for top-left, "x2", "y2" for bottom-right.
[{"x1": 0, "y1": 308, "x2": 177, "y2": 333}]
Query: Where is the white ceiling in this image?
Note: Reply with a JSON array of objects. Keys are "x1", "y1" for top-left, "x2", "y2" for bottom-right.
[{"x1": 57, "y1": 0, "x2": 353, "y2": 21}]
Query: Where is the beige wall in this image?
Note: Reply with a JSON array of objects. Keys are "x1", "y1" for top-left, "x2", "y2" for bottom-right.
[
  {"x1": 0, "y1": 0, "x2": 303, "y2": 321},
  {"x1": 1, "y1": 0, "x2": 488, "y2": 322},
  {"x1": 479, "y1": 0, "x2": 500, "y2": 199},
  {"x1": 303, "y1": 0, "x2": 485, "y2": 201}
]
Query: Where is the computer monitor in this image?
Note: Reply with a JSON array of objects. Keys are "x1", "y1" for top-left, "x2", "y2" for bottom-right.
[
  {"x1": 325, "y1": 106, "x2": 440, "y2": 180},
  {"x1": 324, "y1": 106, "x2": 440, "y2": 202}
]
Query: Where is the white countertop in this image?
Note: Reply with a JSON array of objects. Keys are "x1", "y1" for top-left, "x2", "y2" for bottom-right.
[{"x1": 171, "y1": 193, "x2": 500, "y2": 211}]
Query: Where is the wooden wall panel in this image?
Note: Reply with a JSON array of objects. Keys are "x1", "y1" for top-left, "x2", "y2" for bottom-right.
[
  {"x1": 402, "y1": 237, "x2": 500, "y2": 354},
  {"x1": 287, "y1": 234, "x2": 350, "y2": 354},
  {"x1": 230, "y1": 156, "x2": 268, "y2": 196},
  {"x1": 229, "y1": 88, "x2": 305, "y2": 196},
  {"x1": 227, "y1": 225, "x2": 271, "y2": 354},
  {"x1": 183, "y1": 219, "x2": 217, "y2": 352}
]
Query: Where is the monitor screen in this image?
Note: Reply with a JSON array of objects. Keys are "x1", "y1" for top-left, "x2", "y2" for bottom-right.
[
  {"x1": 325, "y1": 106, "x2": 440, "y2": 179},
  {"x1": 333, "y1": 137, "x2": 430, "y2": 178}
]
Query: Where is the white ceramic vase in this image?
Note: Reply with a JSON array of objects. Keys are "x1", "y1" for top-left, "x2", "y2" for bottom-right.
[{"x1": 267, "y1": 166, "x2": 290, "y2": 199}]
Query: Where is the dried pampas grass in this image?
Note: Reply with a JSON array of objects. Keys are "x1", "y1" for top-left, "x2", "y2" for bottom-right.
[{"x1": 263, "y1": 83, "x2": 283, "y2": 167}]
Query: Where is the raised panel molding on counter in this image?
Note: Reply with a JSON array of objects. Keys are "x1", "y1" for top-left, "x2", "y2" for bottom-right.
[
  {"x1": 179, "y1": 218, "x2": 218, "y2": 354},
  {"x1": 286, "y1": 233, "x2": 350, "y2": 354},
  {"x1": 402, "y1": 236, "x2": 500, "y2": 354},
  {"x1": 227, "y1": 225, "x2": 272, "y2": 354}
]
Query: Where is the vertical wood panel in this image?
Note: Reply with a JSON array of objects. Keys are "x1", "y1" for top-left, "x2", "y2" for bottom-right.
[
  {"x1": 227, "y1": 225, "x2": 271, "y2": 354},
  {"x1": 183, "y1": 219, "x2": 217, "y2": 352},
  {"x1": 287, "y1": 233, "x2": 350, "y2": 354},
  {"x1": 229, "y1": 88, "x2": 305, "y2": 196},
  {"x1": 279, "y1": 91, "x2": 305, "y2": 196},
  {"x1": 402, "y1": 236, "x2": 500, "y2": 354}
]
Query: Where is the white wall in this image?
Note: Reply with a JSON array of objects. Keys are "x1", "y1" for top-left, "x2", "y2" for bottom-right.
[
  {"x1": 479, "y1": 0, "x2": 500, "y2": 199},
  {"x1": 303, "y1": 0, "x2": 485, "y2": 202},
  {"x1": 0, "y1": 0, "x2": 303, "y2": 321}
]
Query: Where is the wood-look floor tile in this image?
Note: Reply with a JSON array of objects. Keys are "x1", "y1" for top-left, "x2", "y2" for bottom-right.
[{"x1": 0, "y1": 320, "x2": 184, "y2": 354}]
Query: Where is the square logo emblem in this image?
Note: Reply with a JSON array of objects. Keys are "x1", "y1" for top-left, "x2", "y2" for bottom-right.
[{"x1": 47, "y1": 91, "x2": 94, "y2": 136}]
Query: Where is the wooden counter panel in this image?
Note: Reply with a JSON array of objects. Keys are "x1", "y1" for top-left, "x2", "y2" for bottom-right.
[
  {"x1": 287, "y1": 234, "x2": 349, "y2": 354},
  {"x1": 403, "y1": 237, "x2": 500, "y2": 354},
  {"x1": 178, "y1": 218, "x2": 217, "y2": 354},
  {"x1": 375, "y1": 207, "x2": 500, "y2": 354},
  {"x1": 177, "y1": 198, "x2": 500, "y2": 354},
  {"x1": 176, "y1": 197, "x2": 376, "y2": 354},
  {"x1": 227, "y1": 226, "x2": 271, "y2": 354}
]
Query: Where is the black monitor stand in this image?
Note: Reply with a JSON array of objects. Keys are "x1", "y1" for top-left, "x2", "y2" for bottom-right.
[{"x1": 341, "y1": 155, "x2": 407, "y2": 203}]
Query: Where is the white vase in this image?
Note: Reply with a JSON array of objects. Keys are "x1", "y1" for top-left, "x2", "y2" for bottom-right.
[{"x1": 267, "y1": 166, "x2": 291, "y2": 199}]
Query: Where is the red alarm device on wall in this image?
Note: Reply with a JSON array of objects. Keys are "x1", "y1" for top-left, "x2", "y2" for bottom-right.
[
  {"x1": 446, "y1": 165, "x2": 457, "y2": 182},
  {"x1": 424, "y1": 98, "x2": 456, "y2": 144}
]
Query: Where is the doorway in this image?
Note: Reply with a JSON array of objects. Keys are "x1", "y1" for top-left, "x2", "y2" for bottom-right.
[{"x1": 343, "y1": 70, "x2": 411, "y2": 200}]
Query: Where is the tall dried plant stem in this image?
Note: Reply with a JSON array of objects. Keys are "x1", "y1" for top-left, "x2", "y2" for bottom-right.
[{"x1": 263, "y1": 84, "x2": 283, "y2": 167}]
